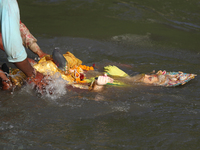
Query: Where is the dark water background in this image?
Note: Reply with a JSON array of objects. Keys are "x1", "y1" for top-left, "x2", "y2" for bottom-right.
[{"x1": 0, "y1": 0, "x2": 200, "y2": 149}]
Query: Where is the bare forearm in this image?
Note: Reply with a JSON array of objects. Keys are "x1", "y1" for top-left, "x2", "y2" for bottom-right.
[
  {"x1": 29, "y1": 43, "x2": 47, "y2": 58},
  {"x1": 14, "y1": 58, "x2": 34, "y2": 77},
  {"x1": 20, "y1": 22, "x2": 47, "y2": 58}
]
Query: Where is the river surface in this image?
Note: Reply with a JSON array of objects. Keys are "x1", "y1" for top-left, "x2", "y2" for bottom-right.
[{"x1": 0, "y1": 0, "x2": 200, "y2": 149}]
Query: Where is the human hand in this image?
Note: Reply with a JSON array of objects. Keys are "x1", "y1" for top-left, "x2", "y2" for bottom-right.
[
  {"x1": 96, "y1": 74, "x2": 114, "y2": 86},
  {"x1": 0, "y1": 67, "x2": 12, "y2": 90},
  {"x1": 39, "y1": 52, "x2": 48, "y2": 58},
  {"x1": 2, "y1": 80, "x2": 12, "y2": 90},
  {"x1": 27, "y1": 71, "x2": 48, "y2": 92}
]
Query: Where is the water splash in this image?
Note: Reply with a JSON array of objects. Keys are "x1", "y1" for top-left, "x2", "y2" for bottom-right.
[
  {"x1": 22, "y1": 72, "x2": 69, "y2": 100},
  {"x1": 39, "y1": 72, "x2": 69, "y2": 100}
]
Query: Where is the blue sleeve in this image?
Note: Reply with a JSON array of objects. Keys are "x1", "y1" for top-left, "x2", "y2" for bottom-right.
[{"x1": 0, "y1": 0, "x2": 27, "y2": 63}]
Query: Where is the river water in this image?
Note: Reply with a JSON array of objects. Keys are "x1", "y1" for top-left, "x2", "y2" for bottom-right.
[{"x1": 0, "y1": 0, "x2": 200, "y2": 149}]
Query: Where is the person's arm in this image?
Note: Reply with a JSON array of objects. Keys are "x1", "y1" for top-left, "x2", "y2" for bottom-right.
[
  {"x1": 14, "y1": 58, "x2": 35, "y2": 77},
  {"x1": 0, "y1": 23, "x2": 47, "y2": 58},
  {"x1": 1, "y1": 0, "x2": 27, "y2": 63},
  {"x1": 20, "y1": 22, "x2": 48, "y2": 58},
  {"x1": 0, "y1": 68, "x2": 12, "y2": 90},
  {"x1": 14, "y1": 58, "x2": 47, "y2": 92},
  {"x1": 1, "y1": 0, "x2": 34, "y2": 77},
  {"x1": 0, "y1": 0, "x2": 45, "y2": 88}
]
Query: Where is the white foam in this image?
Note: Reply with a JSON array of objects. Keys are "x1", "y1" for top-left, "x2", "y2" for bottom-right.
[
  {"x1": 21, "y1": 72, "x2": 69, "y2": 100},
  {"x1": 39, "y1": 72, "x2": 69, "y2": 100}
]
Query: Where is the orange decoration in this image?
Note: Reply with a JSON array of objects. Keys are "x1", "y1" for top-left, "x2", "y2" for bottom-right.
[
  {"x1": 72, "y1": 65, "x2": 94, "y2": 83},
  {"x1": 79, "y1": 65, "x2": 94, "y2": 71},
  {"x1": 89, "y1": 66, "x2": 94, "y2": 70},
  {"x1": 76, "y1": 78, "x2": 80, "y2": 82}
]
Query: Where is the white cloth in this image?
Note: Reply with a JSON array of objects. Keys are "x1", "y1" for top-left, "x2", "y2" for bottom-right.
[{"x1": 0, "y1": 0, "x2": 27, "y2": 62}]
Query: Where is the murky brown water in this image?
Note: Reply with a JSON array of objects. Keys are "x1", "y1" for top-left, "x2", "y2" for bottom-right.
[{"x1": 0, "y1": 0, "x2": 200, "y2": 149}]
